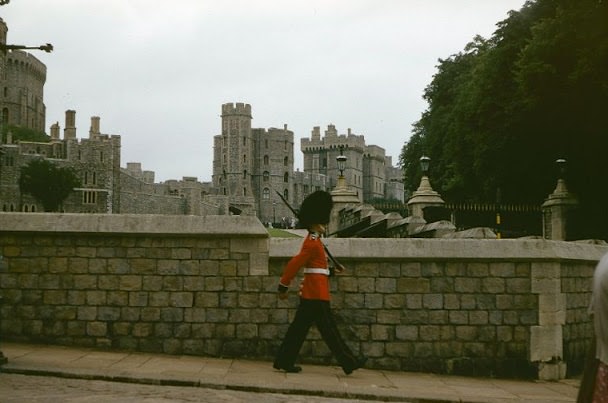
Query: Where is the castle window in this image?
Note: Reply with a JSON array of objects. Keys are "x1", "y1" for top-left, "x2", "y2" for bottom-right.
[
  {"x1": 78, "y1": 150, "x2": 82, "y2": 160},
  {"x1": 100, "y1": 151, "x2": 104, "y2": 162},
  {"x1": 243, "y1": 187, "x2": 247, "y2": 196},
  {"x1": 3, "y1": 87, "x2": 7, "y2": 97},
  {"x1": 263, "y1": 155, "x2": 269, "y2": 165},
  {"x1": 2, "y1": 204, "x2": 6, "y2": 212},
  {"x1": 83, "y1": 191, "x2": 97, "y2": 204},
  {"x1": 263, "y1": 188, "x2": 270, "y2": 200},
  {"x1": 31, "y1": 205, "x2": 36, "y2": 212},
  {"x1": 223, "y1": 188, "x2": 226, "y2": 195},
  {"x1": 283, "y1": 172, "x2": 289, "y2": 183},
  {"x1": 284, "y1": 156, "x2": 288, "y2": 166},
  {"x1": 23, "y1": 204, "x2": 29, "y2": 212},
  {"x1": 284, "y1": 140, "x2": 287, "y2": 151},
  {"x1": 263, "y1": 171, "x2": 269, "y2": 182},
  {"x1": 243, "y1": 137, "x2": 247, "y2": 146},
  {"x1": 265, "y1": 139, "x2": 268, "y2": 148},
  {"x1": 84, "y1": 172, "x2": 88, "y2": 185},
  {"x1": 283, "y1": 189, "x2": 289, "y2": 200},
  {"x1": 243, "y1": 154, "x2": 247, "y2": 163},
  {"x1": 93, "y1": 172, "x2": 97, "y2": 185},
  {"x1": 243, "y1": 170, "x2": 247, "y2": 179}
]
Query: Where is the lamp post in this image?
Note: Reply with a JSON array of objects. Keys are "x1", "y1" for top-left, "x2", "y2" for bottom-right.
[
  {"x1": 407, "y1": 155, "x2": 445, "y2": 219},
  {"x1": 336, "y1": 145, "x2": 347, "y2": 189}
]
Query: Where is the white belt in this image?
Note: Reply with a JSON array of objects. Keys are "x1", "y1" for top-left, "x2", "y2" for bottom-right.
[{"x1": 303, "y1": 268, "x2": 330, "y2": 276}]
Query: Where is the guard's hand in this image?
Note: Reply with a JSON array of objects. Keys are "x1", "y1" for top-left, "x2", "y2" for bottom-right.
[
  {"x1": 278, "y1": 292, "x2": 288, "y2": 300},
  {"x1": 334, "y1": 264, "x2": 346, "y2": 274}
]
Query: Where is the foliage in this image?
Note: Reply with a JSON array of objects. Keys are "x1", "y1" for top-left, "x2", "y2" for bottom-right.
[
  {"x1": 2, "y1": 125, "x2": 50, "y2": 143},
  {"x1": 399, "y1": 0, "x2": 608, "y2": 239},
  {"x1": 19, "y1": 159, "x2": 81, "y2": 212}
]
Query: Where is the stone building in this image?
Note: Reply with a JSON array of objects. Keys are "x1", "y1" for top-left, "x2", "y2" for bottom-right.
[
  {"x1": 212, "y1": 103, "x2": 404, "y2": 225},
  {"x1": 0, "y1": 16, "x2": 402, "y2": 219}
]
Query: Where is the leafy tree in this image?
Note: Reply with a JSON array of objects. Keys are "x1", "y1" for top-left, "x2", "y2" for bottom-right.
[
  {"x1": 2, "y1": 125, "x2": 50, "y2": 143},
  {"x1": 19, "y1": 159, "x2": 81, "y2": 212},
  {"x1": 400, "y1": 0, "x2": 608, "y2": 239}
]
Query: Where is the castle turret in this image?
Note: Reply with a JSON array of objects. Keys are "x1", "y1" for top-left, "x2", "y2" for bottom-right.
[{"x1": 64, "y1": 110, "x2": 76, "y2": 140}]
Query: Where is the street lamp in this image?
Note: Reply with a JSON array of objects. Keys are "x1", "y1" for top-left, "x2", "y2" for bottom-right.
[
  {"x1": 0, "y1": 43, "x2": 53, "y2": 54},
  {"x1": 335, "y1": 145, "x2": 348, "y2": 190},
  {"x1": 420, "y1": 155, "x2": 430, "y2": 176},
  {"x1": 337, "y1": 150, "x2": 346, "y2": 178}
]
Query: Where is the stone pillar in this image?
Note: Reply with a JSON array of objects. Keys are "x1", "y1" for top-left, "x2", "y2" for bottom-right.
[
  {"x1": 542, "y1": 178, "x2": 578, "y2": 241},
  {"x1": 407, "y1": 175, "x2": 445, "y2": 219},
  {"x1": 329, "y1": 175, "x2": 359, "y2": 236},
  {"x1": 529, "y1": 262, "x2": 567, "y2": 380}
]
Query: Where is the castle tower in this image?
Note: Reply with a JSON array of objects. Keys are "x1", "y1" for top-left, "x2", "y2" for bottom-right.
[
  {"x1": 214, "y1": 102, "x2": 253, "y2": 199},
  {"x1": 0, "y1": 18, "x2": 47, "y2": 133}
]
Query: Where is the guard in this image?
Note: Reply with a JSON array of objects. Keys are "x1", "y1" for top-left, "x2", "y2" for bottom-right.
[{"x1": 273, "y1": 190, "x2": 367, "y2": 374}]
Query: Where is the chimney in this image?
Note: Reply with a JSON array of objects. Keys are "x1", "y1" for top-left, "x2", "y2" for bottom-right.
[
  {"x1": 89, "y1": 116, "x2": 100, "y2": 139},
  {"x1": 64, "y1": 110, "x2": 77, "y2": 140},
  {"x1": 50, "y1": 122, "x2": 60, "y2": 140}
]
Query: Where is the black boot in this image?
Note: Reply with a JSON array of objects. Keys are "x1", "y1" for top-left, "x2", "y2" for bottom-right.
[
  {"x1": 273, "y1": 363, "x2": 302, "y2": 373},
  {"x1": 342, "y1": 357, "x2": 367, "y2": 375}
]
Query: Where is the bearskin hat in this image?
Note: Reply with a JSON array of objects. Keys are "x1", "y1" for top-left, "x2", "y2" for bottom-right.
[{"x1": 297, "y1": 190, "x2": 333, "y2": 229}]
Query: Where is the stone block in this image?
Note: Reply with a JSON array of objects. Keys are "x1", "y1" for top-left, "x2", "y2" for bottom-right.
[
  {"x1": 170, "y1": 292, "x2": 193, "y2": 308},
  {"x1": 398, "y1": 278, "x2": 430, "y2": 293},
  {"x1": 538, "y1": 293, "x2": 566, "y2": 325},
  {"x1": 87, "y1": 321, "x2": 107, "y2": 337},
  {"x1": 396, "y1": 325, "x2": 418, "y2": 341},
  {"x1": 149, "y1": 292, "x2": 169, "y2": 307},
  {"x1": 249, "y1": 252, "x2": 269, "y2": 275},
  {"x1": 423, "y1": 294, "x2": 443, "y2": 309},
  {"x1": 529, "y1": 325, "x2": 563, "y2": 362},
  {"x1": 163, "y1": 276, "x2": 183, "y2": 291}
]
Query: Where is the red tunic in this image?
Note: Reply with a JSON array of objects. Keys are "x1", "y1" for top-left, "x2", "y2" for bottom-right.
[{"x1": 279, "y1": 232, "x2": 330, "y2": 301}]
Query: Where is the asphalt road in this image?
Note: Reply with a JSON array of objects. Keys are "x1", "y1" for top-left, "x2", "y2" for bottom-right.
[{"x1": 0, "y1": 373, "x2": 406, "y2": 403}]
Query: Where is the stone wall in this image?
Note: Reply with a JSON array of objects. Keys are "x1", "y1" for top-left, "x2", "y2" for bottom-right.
[{"x1": 0, "y1": 213, "x2": 606, "y2": 380}]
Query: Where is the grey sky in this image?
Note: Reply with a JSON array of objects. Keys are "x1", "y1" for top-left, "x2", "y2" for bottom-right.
[{"x1": 2, "y1": 0, "x2": 527, "y2": 182}]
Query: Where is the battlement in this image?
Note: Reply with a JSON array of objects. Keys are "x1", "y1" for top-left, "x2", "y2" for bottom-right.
[
  {"x1": 301, "y1": 124, "x2": 366, "y2": 152},
  {"x1": 221, "y1": 102, "x2": 252, "y2": 117},
  {"x1": 6, "y1": 50, "x2": 47, "y2": 82}
]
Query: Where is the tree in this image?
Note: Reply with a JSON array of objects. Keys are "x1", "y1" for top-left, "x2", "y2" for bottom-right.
[
  {"x1": 400, "y1": 0, "x2": 608, "y2": 239},
  {"x1": 19, "y1": 159, "x2": 81, "y2": 212}
]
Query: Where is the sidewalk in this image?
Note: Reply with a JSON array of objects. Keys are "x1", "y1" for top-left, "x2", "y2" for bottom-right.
[{"x1": 0, "y1": 342, "x2": 579, "y2": 403}]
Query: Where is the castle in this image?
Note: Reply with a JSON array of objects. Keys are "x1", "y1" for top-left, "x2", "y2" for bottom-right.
[{"x1": 0, "y1": 17, "x2": 403, "y2": 220}]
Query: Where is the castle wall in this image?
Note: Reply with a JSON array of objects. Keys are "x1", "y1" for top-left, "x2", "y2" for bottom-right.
[{"x1": 1, "y1": 213, "x2": 605, "y2": 379}]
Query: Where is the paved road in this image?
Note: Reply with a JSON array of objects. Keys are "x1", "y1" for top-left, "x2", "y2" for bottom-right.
[{"x1": 0, "y1": 373, "x2": 407, "y2": 403}]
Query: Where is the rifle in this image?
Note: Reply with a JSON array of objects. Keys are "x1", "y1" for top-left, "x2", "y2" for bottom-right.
[{"x1": 274, "y1": 190, "x2": 344, "y2": 273}]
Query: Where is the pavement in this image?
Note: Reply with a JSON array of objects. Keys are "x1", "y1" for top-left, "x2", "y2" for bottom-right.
[{"x1": 0, "y1": 342, "x2": 580, "y2": 403}]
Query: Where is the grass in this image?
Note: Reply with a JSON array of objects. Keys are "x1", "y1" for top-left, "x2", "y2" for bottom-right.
[{"x1": 267, "y1": 228, "x2": 303, "y2": 238}]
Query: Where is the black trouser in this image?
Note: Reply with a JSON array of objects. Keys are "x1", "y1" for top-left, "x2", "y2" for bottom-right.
[{"x1": 274, "y1": 298, "x2": 358, "y2": 369}]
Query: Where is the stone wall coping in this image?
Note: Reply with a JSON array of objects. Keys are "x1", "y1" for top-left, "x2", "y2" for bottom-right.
[
  {"x1": 0, "y1": 213, "x2": 268, "y2": 237},
  {"x1": 270, "y1": 237, "x2": 608, "y2": 262}
]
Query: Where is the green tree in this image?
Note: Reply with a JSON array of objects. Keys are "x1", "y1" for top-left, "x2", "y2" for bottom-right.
[
  {"x1": 400, "y1": 0, "x2": 608, "y2": 239},
  {"x1": 2, "y1": 125, "x2": 50, "y2": 143},
  {"x1": 19, "y1": 159, "x2": 81, "y2": 212}
]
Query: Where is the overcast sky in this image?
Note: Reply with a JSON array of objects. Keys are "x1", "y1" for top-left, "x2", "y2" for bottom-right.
[{"x1": 2, "y1": 0, "x2": 527, "y2": 182}]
